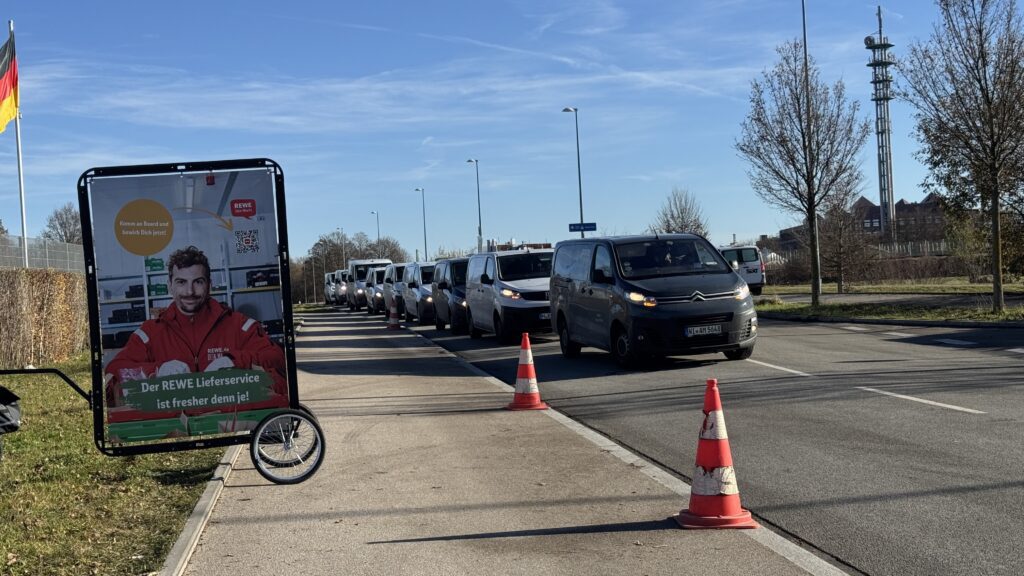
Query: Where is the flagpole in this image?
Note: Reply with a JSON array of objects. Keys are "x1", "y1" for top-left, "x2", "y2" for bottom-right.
[{"x1": 9, "y1": 20, "x2": 26, "y2": 266}]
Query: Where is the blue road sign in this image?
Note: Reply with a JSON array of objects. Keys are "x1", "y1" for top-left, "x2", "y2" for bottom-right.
[{"x1": 569, "y1": 222, "x2": 597, "y2": 232}]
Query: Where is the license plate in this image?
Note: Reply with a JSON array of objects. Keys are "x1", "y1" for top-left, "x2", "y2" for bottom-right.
[
  {"x1": 539, "y1": 312, "x2": 551, "y2": 320},
  {"x1": 686, "y1": 324, "x2": 722, "y2": 337}
]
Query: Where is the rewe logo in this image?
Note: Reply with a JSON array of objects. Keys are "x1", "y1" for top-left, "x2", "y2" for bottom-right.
[{"x1": 231, "y1": 199, "x2": 256, "y2": 218}]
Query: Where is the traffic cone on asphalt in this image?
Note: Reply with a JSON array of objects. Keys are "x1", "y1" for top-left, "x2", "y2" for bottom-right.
[
  {"x1": 386, "y1": 300, "x2": 401, "y2": 330},
  {"x1": 506, "y1": 333, "x2": 548, "y2": 411},
  {"x1": 674, "y1": 378, "x2": 758, "y2": 529}
]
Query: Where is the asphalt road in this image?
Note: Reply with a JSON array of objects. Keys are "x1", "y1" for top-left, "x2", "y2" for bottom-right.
[{"x1": 401, "y1": 316, "x2": 1024, "y2": 576}]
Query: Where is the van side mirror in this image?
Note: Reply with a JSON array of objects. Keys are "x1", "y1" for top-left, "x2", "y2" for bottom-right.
[
  {"x1": 593, "y1": 269, "x2": 613, "y2": 284},
  {"x1": 480, "y1": 273, "x2": 493, "y2": 285},
  {"x1": 437, "y1": 280, "x2": 449, "y2": 290},
  {"x1": 408, "y1": 281, "x2": 418, "y2": 289}
]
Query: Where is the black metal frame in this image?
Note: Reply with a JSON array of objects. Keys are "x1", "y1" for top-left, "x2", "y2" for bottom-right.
[{"x1": 73, "y1": 158, "x2": 298, "y2": 456}]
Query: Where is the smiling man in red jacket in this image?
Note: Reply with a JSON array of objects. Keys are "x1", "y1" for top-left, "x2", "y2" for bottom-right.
[{"x1": 105, "y1": 245, "x2": 287, "y2": 406}]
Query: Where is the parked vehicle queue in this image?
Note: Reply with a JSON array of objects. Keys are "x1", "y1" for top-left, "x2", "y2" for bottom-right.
[{"x1": 331, "y1": 234, "x2": 758, "y2": 367}]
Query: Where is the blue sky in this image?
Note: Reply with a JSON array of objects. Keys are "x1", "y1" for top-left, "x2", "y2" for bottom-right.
[{"x1": 1, "y1": 1, "x2": 935, "y2": 258}]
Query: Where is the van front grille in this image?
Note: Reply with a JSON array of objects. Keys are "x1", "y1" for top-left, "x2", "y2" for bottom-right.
[{"x1": 520, "y1": 290, "x2": 549, "y2": 302}]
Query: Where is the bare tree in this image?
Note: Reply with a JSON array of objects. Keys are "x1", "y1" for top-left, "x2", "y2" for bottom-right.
[
  {"x1": 0, "y1": 217, "x2": 7, "y2": 237},
  {"x1": 41, "y1": 202, "x2": 82, "y2": 244},
  {"x1": 648, "y1": 187, "x2": 709, "y2": 237},
  {"x1": 374, "y1": 237, "x2": 410, "y2": 262},
  {"x1": 818, "y1": 195, "x2": 878, "y2": 293},
  {"x1": 736, "y1": 40, "x2": 870, "y2": 306},
  {"x1": 899, "y1": 0, "x2": 1024, "y2": 312}
]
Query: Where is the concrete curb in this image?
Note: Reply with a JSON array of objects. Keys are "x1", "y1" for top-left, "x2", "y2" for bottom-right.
[
  {"x1": 405, "y1": 328, "x2": 848, "y2": 576},
  {"x1": 160, "y1": 444, "x2": 243, "y2": 576}
]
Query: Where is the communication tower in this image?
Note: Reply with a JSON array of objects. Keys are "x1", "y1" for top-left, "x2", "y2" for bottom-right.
[{"x1": 865, "y1": 6, "x2": 896, "y2": 240}]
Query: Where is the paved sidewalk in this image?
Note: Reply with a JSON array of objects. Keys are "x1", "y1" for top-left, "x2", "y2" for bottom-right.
[{"x1": 181, "y1": 310, "x2": 820, "y2": 575}]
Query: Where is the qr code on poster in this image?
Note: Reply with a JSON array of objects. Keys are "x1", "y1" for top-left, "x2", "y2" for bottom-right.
[{"x1": 235, "y1": 229, "x2": 260, "y2": 254}]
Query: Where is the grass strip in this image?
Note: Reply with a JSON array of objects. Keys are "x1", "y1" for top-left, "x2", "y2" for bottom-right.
[
  {"x1": 763, "y1": 279, "x2": 1024, "y2": 295},
  {"x1": 756, "y1": 300, "x2": 1024, "y2": 322},
  {"x1": 0, "y1": 353, "x2": 221, "y2": 576}
]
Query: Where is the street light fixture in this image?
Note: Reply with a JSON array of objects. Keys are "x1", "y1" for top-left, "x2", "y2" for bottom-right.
[
  {"x1": 467, "y1": 159, "x2": 483, "y2": 253},
  {"x1": 415, "y1": 187, "x2": 428, "y2": 260},
  {"x1": 563, "y1": 106, "x2": 585, "y2": 238},
  {"x1": 370, "y1": 211, "x2": 381, "y2": 257}
]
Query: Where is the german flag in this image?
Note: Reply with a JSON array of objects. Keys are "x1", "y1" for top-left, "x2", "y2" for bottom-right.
[{"x1": 0, "y1": 32, "x2": 17, "y2": 134}]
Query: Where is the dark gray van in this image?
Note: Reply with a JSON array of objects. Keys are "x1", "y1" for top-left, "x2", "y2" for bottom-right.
[
  {"x1": 432, "y1": 257, "x2": 469, "y2": 333},
  {"x1": 549, "y1": 234, "x2": 756, "y2": 366}
]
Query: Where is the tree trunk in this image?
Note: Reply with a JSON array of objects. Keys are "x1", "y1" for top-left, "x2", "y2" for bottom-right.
[{"x1": 991, "y1": 179, "x2": 1005, "y2": 313}]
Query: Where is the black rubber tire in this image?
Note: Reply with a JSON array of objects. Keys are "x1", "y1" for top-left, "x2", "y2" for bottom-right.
[
  {"x1": 434, "y1": 304, "x2": 446, "y2": 330},
  {"x1": 558, "y1": 319, "x2": 581, "y2": 358},
  {"x1": 250, "y1": 409, "x2": 325, "y2": 485},
  {"x1": 467, "y1": 309, "x2": 482, "y2": 339},
  {"x1": 450, "y1": 307, "x2": 467, "y2": 335},
  {"x1": 611, "y1": 326, "x2": 638, "y2": 368},
  {"x1": 494, "y1": 314, "x2": 516, "y2": 345},
  {"x1": 724, "y1": 347, "x2": 754, "y2": 360}
]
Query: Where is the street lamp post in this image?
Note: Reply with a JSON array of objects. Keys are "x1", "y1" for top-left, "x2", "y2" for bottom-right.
[
  {"x1": 311, "y1": 249, "x2": 319, "y2": 303},
  {"x1": 370, "y1": 211, "x2": 381, "y2": 257},
  {"x1": 562, "y1": 107, "x2": 585, "y2": 238},
  {"x1": 467, "y1": 159, "x2": 483, "y2": 253},
  {"x1": 415, "y1": 187, "x2": 428, "y2": 260}
]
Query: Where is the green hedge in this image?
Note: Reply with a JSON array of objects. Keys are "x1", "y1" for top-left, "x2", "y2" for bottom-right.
[{"x1": 0, "y1": 269, "x2": 89, "y2": 369}]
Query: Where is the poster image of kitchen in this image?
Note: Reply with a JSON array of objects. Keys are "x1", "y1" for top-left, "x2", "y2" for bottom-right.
[{"x1": 87, "y1": 168, "x2": 289, "y2": 444}]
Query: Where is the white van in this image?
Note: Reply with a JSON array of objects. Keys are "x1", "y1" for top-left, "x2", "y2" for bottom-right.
[
  {"x1": 323, "y1": 272, "x2": 336, "y2": 304},
  {"x1": 465, "y1": 249, "x2": 553, "y2": 344},
  {"x1": 718, "y1": 245, "x2": 765, "y2": 295},
  {"x1": 347, "y1": 258, "x2": 392, "y2": 311}
]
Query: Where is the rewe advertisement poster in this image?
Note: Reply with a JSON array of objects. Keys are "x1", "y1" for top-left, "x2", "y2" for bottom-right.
[{"x1": 86, "y1": 167, "x2": 290, "y2": 445}]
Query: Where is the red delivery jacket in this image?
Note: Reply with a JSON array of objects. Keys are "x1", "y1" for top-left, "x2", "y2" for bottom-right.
[{"x1": 105, "y1": 298, "x2": 287, "y2": 405}]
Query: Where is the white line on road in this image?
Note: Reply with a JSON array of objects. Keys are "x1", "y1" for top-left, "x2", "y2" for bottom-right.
[
  {"x1": 745, "y1": 359, "x2": 813, "y2": 377},
  {"x1": 855, "y1": 386, "x2": 986, "y2": 414},
  {"x1": 883, "y1": 332, "x2": 915, "y2": 338},
  {"x1": 935, "y1": 338, "x2": 975, "y2": 346},
  {"x1": 840, "y1": 325, "x2": 869, "y2": 331},
  {"x1": 1008, "y1": 348, "x2": 1024, "y2": 354}
]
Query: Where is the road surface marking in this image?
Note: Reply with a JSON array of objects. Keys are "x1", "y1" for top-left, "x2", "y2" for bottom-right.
[
  {"x1": 1008, "y1": 348, "x2": 1024, "y2": 354},
  {"x1": 883, "y1": 332, "x2": 914, "y2": 338},
  {"x1": 840, "y1": 325, "x2": 868, "y2": 331},
  {"x1": 746, "y1": 359, "x2": 812, "y2": 377},
  {"x1": 856, "y1": 386, "x2": 986, "y2": 414},
  {"x1": 416, "y1": 331, "x2": 848, "y2": 576},
  {"x1": 935, "y1": 338, "x2": 974, "y2": 346}
]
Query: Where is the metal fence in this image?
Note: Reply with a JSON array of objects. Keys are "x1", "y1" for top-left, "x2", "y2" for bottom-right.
[
  {"x1": 0, "y1": 235, "x2": 85, "y2": 272},
  {"x1": 773, "y1": 239, "x2": 951, "y2": 266}
]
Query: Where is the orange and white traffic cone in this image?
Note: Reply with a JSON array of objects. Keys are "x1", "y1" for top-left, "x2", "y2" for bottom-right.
[
  {"x1": 387, "y1": 300, "x2": 401, "y2": 330},
  {"x1": 674, "y1": 378, "x2": 758, "y2": 529},
  {"x1": 506, "y1": 333, "x2": 548, "y2": 410}
]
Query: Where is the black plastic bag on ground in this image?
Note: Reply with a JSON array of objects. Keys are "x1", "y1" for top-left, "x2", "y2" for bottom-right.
[{"x1": 0, "y1": 385, "x2": 21, "y2": 434}]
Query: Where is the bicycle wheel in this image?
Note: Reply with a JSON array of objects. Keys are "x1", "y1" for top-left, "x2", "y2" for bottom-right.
[{"x1": 249, "y1": 409, "x2": 325, "y2": 484}]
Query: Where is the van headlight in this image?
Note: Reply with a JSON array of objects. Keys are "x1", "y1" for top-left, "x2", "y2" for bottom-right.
[
  {"x1": 734, "y1": 285, "x2": 750, "y2": 300},
  {"x1": 626, "y1": 291, "x2": 657, "y2": 308},
  {"x1": 425, "y1": 296, "x2": 433, "y2": 303},
  {"x1": 357, "y1": 289, "x2": 364, "y2": 294},
  {"x1": 500, "y1": 288, "x2": 521, "y2": 300}
]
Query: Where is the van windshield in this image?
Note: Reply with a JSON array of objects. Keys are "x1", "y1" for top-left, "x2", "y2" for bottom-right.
[
  {"x1": 354, "y1": 265, "x2": 370, "y2": 280},
  {"x1": 451, "y1": 261, "x2": 468, "y2": 286},
  {"x1": 614, "y1": 239, "x2": 729, "y2": 279},
  {"x1": 394, "y1": 266, "x2": 405, "y2": 281},
  {"x1": 497, "y1": 252, "x2": 553, "y2": 281},
  {"x1": 420, "y1": 266, "x2": 435, "y2": 284},
  {"x1": 374, "y1": 269, "x2": 385, "y2": 283}
]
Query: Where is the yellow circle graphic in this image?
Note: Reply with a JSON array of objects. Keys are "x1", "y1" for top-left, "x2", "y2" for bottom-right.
[{"x1": 114, "y1": 199, "x2": 174, "y2": 256}]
